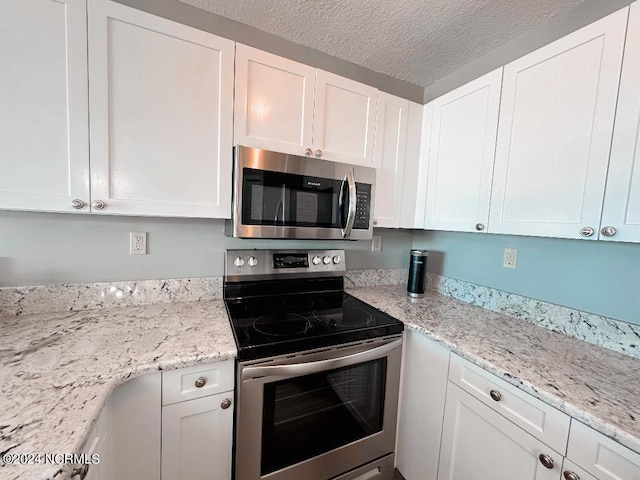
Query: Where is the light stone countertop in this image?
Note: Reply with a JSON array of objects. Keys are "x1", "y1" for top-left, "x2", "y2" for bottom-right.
[
  {"x1": 348, "y1": 284, "x2": 640, "y2": 456},
  {"x1": 0, "y1": 301, "x2": 236, "y2": 480},
  {"x1": 1, "y1": 284, "x2": 639, "y2": 479}
]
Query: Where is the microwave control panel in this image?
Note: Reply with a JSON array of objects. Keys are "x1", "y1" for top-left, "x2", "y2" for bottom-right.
[{"x1": 353, "y1": 184, "x2": 371, "y2": 229}]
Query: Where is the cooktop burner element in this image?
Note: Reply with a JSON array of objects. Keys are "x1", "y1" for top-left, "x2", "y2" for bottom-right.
[
  {"x1": 253, "y1": 313, "x2": 311, "y2": 337},
  {"x1": 313, "y1": 304, "x2": 373, "y2": 328},
  {"x1": 224, "y1": 249, "x2": 404, "y2": 361}
]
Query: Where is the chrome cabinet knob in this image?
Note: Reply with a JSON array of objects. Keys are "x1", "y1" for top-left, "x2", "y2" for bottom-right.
[
  {"x1": 221, "y1": 398, "x2": 232, "y2": 409},
  {"x1": 194, "y1": 376, "x2": 207, "y2": 388},
  {"x1": 539, "y1": 454, "x2": 554, "y2": 469},
  {"x1": 475, "y1": 223, "x2": 485, "y2": 231},
  {"x1": 71, "y1": 464, "x2": 89, "y2": 479},
  {"x1": 489, "y1": 390, "x2": 502, "y2": 402},
  {"x1": 314, "y1": 149, "x2": 322, "y2": 158},
  {"x1": 304, "y1": 148, "x2": 312, "y2": 156},
  {"x1": 71, "y1": 199, "x2": 85, "y2": 210},
  {"x1": 564, "y1": 471, "x2": 580, "y2": 480},
  {"x1": 92, "y1": 200, "x2": 106, "y2": 210},
  {"x1": 600, "y1": 226, "x2": 617, "y2": 237},
  {"x1": 579, "y1": 227, "x2": 594, "y2": 237}
]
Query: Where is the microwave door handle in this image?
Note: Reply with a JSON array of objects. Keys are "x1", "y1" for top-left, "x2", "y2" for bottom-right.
[
  {"x1": 340, "y1": 172, "x2": 356, "y2": 239},
  {"x1": 241, "y1": 339, "x2": 402, "y2": 381},
  {"x1": 274, "y1": 184, "x2": 286, "y2": 225}
]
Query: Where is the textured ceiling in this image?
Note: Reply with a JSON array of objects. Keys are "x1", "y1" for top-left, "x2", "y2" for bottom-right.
[{"x1": 178, "y1": 0, "x2": 588, "y2": 87}]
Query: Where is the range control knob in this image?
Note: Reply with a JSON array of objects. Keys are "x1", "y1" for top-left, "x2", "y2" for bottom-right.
[
  {"x1": 312, "y1": 255, "x2": 322, "y2": 265},
  {"x1": 234, "y1": 256, "x2": 245, "y2": 267},
  {"x1": 332, "y1": 255, "x2": 341, "y2": 264},
  {"x1": 248, "y1": 256, "x2": 258, "y2": 267},
  {"x1": 322, "y1": 255, "x2": 331, "y2": 265}
]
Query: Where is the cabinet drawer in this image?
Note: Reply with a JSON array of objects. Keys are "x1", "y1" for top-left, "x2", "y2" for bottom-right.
[
  {"x1": 567, "y1": 421, "x2": 640, "y2": 480},
  {"x1": 162, "y1": 360, "x2": 234, "y2": 405},
  {"x1": 448, "y1": 354, "x2": 570, "y2": 453}
]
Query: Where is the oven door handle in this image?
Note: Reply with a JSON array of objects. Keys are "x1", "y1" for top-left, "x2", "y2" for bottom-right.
[{"x1": 241, "y1": 339, "x2": 402, "y2": 381}]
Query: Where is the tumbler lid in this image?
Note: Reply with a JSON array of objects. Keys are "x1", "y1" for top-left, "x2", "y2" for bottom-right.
[{"x1": 410, "y1": 249, "x2": 428, "y2": 257}]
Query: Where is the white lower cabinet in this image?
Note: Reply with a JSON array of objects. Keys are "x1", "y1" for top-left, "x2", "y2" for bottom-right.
[
  {"x1": 161, "y1": 392, "x2": 234, "y2": 480},
  {"x1": 395, "y1": 331, "x2": 450, "y2": 480},
  {"x1": 438, "y1": 382, "x2": 563, "y2": 480},
  {"x1": 566, "y1": 421, "x2": 640, "y2": 480},
  {"x1": 161, "y1": 361, "x2": 235, "y2": 480}
]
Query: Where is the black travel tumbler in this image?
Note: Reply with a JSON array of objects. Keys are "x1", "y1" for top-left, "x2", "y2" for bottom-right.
[{"x1": 407, "y1": 250, "x2": 428, "y2": 298}]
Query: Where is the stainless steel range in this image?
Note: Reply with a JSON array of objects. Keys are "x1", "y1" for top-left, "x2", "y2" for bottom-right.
[{"x1": 224, "y1": 249, "x2": 404, "y2": 480}]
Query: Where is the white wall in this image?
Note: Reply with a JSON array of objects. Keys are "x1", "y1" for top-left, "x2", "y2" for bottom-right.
[{"x1": 0, "y1": 211, "x2": 412, "y2": 287}]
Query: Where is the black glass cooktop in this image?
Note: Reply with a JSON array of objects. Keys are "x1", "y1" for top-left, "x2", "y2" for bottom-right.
[{"x1": 225, "y1": 289, "x2": 404, "y2": 361}]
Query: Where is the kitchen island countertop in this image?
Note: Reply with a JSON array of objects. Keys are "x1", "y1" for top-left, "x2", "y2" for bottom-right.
[{"x1": 1, "y1": 284, "x2": 639, "y2": 479}]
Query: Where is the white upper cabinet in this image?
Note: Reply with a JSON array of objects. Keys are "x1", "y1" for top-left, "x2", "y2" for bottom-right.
[
  {"x1": 399, "y1": 102, "x2": 427, "y2": 229},
  {"x1": 88, "y1": 0, "x2": 234, "y2": 217},
  {"x1": 373, "y1": 93, "x2": 409, "y2": 228},
  {"x1": 600, "y1": 2, "x2": 640, "y2": 243},
  {"x1": 234, "y1": 45, "x2": 378, "y2": 166},
  {"x1": 234, "y1": 44, "x2": 315, "y2": 156},
  {"x1": 314, "y1": 70, "x2": 378, "y2": 166},
  {"x1": 424, "y1": 68, "x2": 502, "y2": 233},
  {"x1": 489, "y1": 8, "x2": 628, "y2": 239},
  {"x1": 0, "y1": 0, "x2": 90, "y2": 213}
]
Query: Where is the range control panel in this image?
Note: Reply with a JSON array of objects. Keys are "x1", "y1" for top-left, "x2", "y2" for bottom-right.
[{"x1": 226, "y1": 249, "x2": 346, "y2": 280}]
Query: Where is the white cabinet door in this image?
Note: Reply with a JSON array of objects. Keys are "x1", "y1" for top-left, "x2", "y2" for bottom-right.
[
  {"x1": 489, "y1": 8, "x2": 628, "y2": 239},
  {"x1": 314, "y1": 70, "x2": 378, "y2": 167},
  {"x1": 88, "y1": 0, "x2": 234, "y2": 217},
  {"x1": 600, "y1": 2, "x2": 640, "y2": 243},
  {"x1": 234, "y1": 44, "x2": 316, "y2": 157},
  {"x1": 373, "y1": 93, "x2": 409, "y2": 228},
  {"x1": 567, "y1": 420, "x2": 640, "y2": 480},
  {"x1": 396, "y1": 332, "x2": 450, "y2": 480},
  {"x1": 424, "y1": 69, "x2": 502, "y2": 233},
  {"x1": 161, "y1": 392, "x2": 234, "y2": 480},
  {"x1": 0, "y1": 0, "x2": 90, "y2": 213},
  {"x1": 438, "y1": 383, "x2": 563, "y2": 480},
  {"x1": 399, "y1": 101, "x2": 426, "y2": 229}
]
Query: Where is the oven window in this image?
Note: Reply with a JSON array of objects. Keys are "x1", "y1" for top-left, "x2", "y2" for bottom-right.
[
  {"x1": 261, "y1": 358, "x2": 387, "y2": 475},
  {"x1": 242, "y1": 168, "x2": 341, "y2": 227}
]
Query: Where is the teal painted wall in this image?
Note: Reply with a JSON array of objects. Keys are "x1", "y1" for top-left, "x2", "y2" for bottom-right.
[{"x1": 412, "y1": 230, "x2": 640, "y2": 325}]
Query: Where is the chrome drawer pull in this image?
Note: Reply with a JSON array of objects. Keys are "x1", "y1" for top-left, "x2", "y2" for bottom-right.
[{"x1": 489, "y1": 390, "x2": 502, "y2": 402}]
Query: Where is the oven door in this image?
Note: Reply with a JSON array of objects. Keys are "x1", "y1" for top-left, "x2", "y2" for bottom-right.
[
  {"x1": 235, "y1": 337, "x2": 402, "y2": 480},
  {"x1": 232, "y1": 146, "x2": 374, "y2": 240}
]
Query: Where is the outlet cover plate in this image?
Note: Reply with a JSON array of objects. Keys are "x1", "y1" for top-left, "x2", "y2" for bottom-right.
[
  {"x1": 372, "y1": 235, "x2": 382, "y2": 252},
  {"x1": 130, "y1": 232, "x2": 147, "y2": 255},
  {"x1": 503, "y1": 248, "x2": 518, "y2": 269}
]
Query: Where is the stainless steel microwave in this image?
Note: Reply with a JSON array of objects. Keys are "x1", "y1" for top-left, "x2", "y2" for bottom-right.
[{"x1": 230, "y1": 146, "x2": 375, "y2": 240}]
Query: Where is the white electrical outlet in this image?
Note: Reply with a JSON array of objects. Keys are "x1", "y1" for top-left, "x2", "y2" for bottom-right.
[
  {"x1": 503, "y1": 248, "x2": 518, "y2": 269},
  {"x1": 372, "y1": 235, "x2": 383, "y2": 252},
  {"x1": 130, "y1": 232, "x2": 147, "y2": 255}
]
